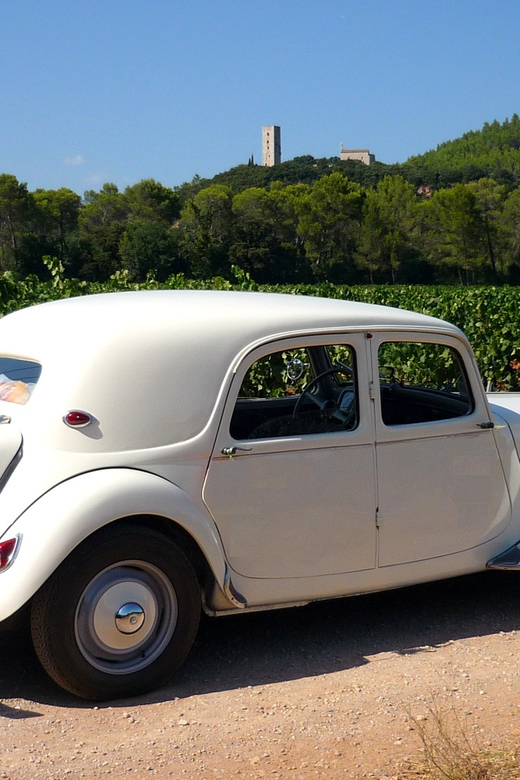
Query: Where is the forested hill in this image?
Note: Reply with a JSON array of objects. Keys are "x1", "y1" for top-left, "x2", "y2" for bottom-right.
[
  {"x1": 176, "y1": 157, "x2": 395, "y2": 198},
  {"x1": 403, "y1": 115, "x2": 520, "y2": 183},
  {"x1": 3, "y1": 114, "x2": 520, "y2": 288},
  {"x1": 176, "y1": 115, "x2": 520, "y2": 198}
]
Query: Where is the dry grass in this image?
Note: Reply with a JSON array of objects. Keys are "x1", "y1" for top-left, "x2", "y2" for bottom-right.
[{"x1": 400, "y1": 703, "x2": 520, "y2": 780}]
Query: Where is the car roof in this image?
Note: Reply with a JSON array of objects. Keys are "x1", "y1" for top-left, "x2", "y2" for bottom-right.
[
  {"x1": 0, "y1": 290, "x2": 460, "y2": 362},
  {"x1": 0, "y1": 291, "x2": 465, "y2": 451}
]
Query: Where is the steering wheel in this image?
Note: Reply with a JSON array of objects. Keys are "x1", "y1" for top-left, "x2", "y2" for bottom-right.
[{"x1": 292, "y1": 367, "x2": 354, "y2": 426}]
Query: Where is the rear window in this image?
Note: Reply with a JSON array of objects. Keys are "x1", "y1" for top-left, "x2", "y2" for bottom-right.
[{"x1": 0, "y1": 358, "x2": 41, "y2": 404}]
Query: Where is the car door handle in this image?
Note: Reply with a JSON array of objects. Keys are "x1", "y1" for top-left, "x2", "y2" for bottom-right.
[
  {"x1": 476, "y1": 421, "x2": 495, "y2": 429},
  {"x1": 221, "y1": 446, "x2": 252, "y2": 456}
]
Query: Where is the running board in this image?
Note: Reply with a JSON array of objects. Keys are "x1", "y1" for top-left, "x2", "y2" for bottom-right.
[{"x1": 487, "y1": 542, "x2": 520, "y2": 570}]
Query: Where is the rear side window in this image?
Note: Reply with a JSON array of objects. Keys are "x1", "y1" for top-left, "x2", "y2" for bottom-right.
[
  {"x1": 0, "y1": 358, "x2": 41, "y2": 404},
  {"x1": 378, "y1": 342, "x2": 472, "y2": 426}
]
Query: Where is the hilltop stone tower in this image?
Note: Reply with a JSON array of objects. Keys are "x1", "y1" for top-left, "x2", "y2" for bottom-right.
[{"x1": 262, "y1": 126, "x2": 281, "y2": 166}]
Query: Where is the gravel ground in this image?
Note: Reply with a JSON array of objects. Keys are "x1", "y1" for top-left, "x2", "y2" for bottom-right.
[{"x1": 2, "y1": 570, "x2": 520, "y2": 779}]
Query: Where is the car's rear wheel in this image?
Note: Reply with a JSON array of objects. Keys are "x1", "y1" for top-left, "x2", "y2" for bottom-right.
[{"x1": 30, "y1": 526, "x2": 201, "y2": 700}]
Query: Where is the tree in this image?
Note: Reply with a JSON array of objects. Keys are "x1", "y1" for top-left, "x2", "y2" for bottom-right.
[
  {"x1": 79, "y1": 184, "x2": 129, "y2": 279},
  {"x1": 421, "y1": 184, "x2": 485, "y2": 284},
  {"x1": 124, "y1": 179, "x2": 180, "y2": 225},
  {"x1": 467, "y1": 178, "x2": 506, "y2": 280},
  {"x1": 178, "y1": 185, "x2": 234, "y2": 278},
  {"x1": 230, "y1": 187, "x2": 276, "y2": 280},
  {"x1": 228, "y1": 186, "x2": 308, "y2": 283},
  {"x1": 498, "y1": 187, "x2": 520, "y2": 274},
  {"x1": 119, "y1": 221, "x2": 181, "y2": 281},
  {"x1": 295, "y1": 173, "x2": 364, "y2": 281},
  {"x1": 0, "y1": 174, "x2": 32, "y2": 273},
  {"x1": 356, "y1": 176, "x2": 418, "y2": 283},
  {"x1": 30, "y1": 188, "x2": 81, "y2": 275},
  {"x1": 268, "y1": 182, "x2": 308, "y2": 248},
  {"x1": 266, "y1": 183, "x2": 311, "y2": 281}
]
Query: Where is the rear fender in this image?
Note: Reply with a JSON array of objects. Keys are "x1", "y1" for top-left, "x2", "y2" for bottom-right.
[{"x1": 0, "y1": 468, "x2": 228, "y2": 622}]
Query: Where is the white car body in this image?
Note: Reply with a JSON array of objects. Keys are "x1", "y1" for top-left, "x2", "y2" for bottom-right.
[{"x1": 0, "y1": 290, "x2": 519, "y2": 699}]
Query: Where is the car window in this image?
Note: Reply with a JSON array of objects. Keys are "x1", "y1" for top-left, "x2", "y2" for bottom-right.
[
  {"x1": 237, "y1": 348, "x2": 312, "y2": 399},
  {"x1": 378, "y1": 342, "x2": 473, "y2": 426},
  {"x1": 0, "y1": 358, "x2": 41, "y2": 405},
  {"x1": 230, "y1": 344, "x2": 357, "y2": 439}
]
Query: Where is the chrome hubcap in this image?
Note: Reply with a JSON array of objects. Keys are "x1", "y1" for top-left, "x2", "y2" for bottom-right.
[
  {"x1": 91, "y1": 580, "x2": 156, "y2": 650},
  {"x1": 75, "y1": 561, "x2": 177, "y2": 676}
]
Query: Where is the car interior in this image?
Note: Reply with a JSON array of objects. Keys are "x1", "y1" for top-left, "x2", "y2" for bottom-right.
[{"x1": 230, "y1": 344, "x2": 357, "y2": 440}]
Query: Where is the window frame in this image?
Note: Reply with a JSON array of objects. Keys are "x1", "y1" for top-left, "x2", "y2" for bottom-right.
[
  {"x1": 368, "y1": 331, "x2": 485, "y2": 443},
  {"x1": 222, "y1": 334, "x2": 370, "y2": 451}
]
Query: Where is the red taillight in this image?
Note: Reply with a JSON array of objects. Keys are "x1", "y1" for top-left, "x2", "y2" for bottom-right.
[
  {"x1": 0, "y1": 537, "x2": 18, "y2": 570},
  {"x1": 63, "y1": 410, "x2": 93, "y2": 428}
]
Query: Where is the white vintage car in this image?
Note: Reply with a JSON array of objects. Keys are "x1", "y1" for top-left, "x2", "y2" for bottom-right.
[{"x1": 1, "y1": 290, "x2": 520, "y2": 700}]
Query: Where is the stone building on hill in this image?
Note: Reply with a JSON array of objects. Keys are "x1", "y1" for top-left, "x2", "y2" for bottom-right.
[{"x1": 340, "y1": 143, "x2": 375, "y2": 165}]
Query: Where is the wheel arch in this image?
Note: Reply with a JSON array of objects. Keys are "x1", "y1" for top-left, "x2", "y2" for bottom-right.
[
  {"x1": 100, "y1": 513, "x2": 219, "y2": 605},
  {"x1": 0, "y1": 468, "x2": 230, "y2": 623}
]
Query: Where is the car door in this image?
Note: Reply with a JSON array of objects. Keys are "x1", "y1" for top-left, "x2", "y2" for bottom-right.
[
  {"x1": 203, "y1": 334, "x2": 377, "y2": 579},
  {"x1": 370, "y1": 332, "x2": 511, "y2": 567}
]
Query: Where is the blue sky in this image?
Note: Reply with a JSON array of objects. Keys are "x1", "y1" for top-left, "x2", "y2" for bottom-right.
[{"x1": 2, "y1": 0, "x2": 519, "y2": 195}]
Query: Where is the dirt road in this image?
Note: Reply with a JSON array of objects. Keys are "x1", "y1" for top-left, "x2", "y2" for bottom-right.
[{"x1": 2, "y1": 570, "x2": 520, "y2": 779}]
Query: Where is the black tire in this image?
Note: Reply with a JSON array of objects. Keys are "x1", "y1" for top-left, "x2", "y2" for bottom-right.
[{"x1": 30, "y1": 526, "x2": 201, "y2": 700}]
